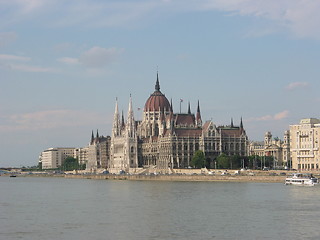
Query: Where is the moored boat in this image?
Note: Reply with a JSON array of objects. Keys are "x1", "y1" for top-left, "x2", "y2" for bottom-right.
[{"x1": 285, "y1": 173, "x2": 318, "y2": 186}]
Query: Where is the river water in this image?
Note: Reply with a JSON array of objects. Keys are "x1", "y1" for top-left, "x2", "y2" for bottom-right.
[{"x1": 1, "y1": 176, "x2": 320, "y2": 240}]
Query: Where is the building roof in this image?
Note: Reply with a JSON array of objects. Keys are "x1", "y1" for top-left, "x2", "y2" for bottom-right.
[
  {"x1": 219, "y1": 128, "x2": 243, "y2": 137},
  {"x1": 144, "y1": 73, "x2": 171, "y2": 112},
  {"x1": 174, "y1": 114, "x2": 195, "y2": 126},
  {"x1": 173, "y1": 128, "x2": 202, "y2": 137}
]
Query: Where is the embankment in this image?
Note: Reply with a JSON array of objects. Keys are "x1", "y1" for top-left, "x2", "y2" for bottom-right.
[{"x1": 65, "y1": 174, "x2": 286, "y2": 183}]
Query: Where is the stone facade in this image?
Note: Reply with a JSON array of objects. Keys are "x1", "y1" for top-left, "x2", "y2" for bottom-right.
[
  {"x1": 109, "y1": 74, "x2": 249, "y2": 173},
  {"x1": 249, "y1": 131, "x2": 290, "y2": 168},
  {"x1": 86, "y1": 131, "x2": 111, "y2": 172},
  {"x1": 40, "y1": 147, "x2": 78, "y2": 169},
  {"x1": 290, "y1": 118, "x2": 320, "y2": 170}
]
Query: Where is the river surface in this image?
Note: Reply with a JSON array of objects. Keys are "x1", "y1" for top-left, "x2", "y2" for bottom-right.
[{"x1": 1, "y1": 176, "x2": 320, "y2": 240}]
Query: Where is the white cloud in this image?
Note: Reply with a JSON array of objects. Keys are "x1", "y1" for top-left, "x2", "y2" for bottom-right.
[
  {"x1": 274, "y1": 110, "x2": 289, "y2": 120},
  {"x1": 201, "y1": 0, "x2": 320, "y2": 39},
  {"x1": 8, "y1": 63, "x2": 54, "y2": 73},
  {"x1": 247, "y1": 110, "x2": 289, "y2": 122},
  {"x1": 57, "y1": 57, "x2": 79, "y2": 65},
  {"x1": 0, "y1": 109, "x2": 106, "y2": 132},
  {"x1": 2, "y1": 1, "x2": 320, "y2": 39},
  {"x1": 79, "y1": 46, "x2": 123, "y2": 68},
  {"x1": 0, "y1": 53, "x2": 55, "y2": 73},
  {"x1": 285, "y1": 81, "x2": 309, "y2": 90},
  {"x1": 59, "y1": 46, "x2": 123, "y2": 69},
  {"x1": 0, "y1": 54, "x2": 30, "y2": 61}
]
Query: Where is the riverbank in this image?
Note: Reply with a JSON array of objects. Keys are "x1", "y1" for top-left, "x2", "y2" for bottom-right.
[
  {"x1": 64, "y1": 173, "x2": 287, "y2": 182},
  {"x1": 3, "y1": 170, "x2": 319, "y2": 183}
]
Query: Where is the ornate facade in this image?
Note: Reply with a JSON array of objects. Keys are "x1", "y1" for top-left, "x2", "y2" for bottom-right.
[
  {"x1": 249, "y1": 131, "x2": 291, "y2": 168},
  {"x1": 290, "y1": 118, "x2": 320, "y2": 170},
  {"x1": 86, "y1": 130, "x2": 111, "y2": 172},
  {"x1": 109, "y1": 74, "x2": 249, "y2": 172}
]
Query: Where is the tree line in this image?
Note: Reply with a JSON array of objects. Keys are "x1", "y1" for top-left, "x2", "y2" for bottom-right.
[{"x1": 191, "y1": 150, "x2": 275, "y2": 169}]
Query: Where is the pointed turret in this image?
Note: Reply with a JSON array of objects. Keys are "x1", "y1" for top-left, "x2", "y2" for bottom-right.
[
  {"x1": 188, "y1": 102, "x2": 191, "y2": 114},
  {"x1": 170, "y1": 98, "x2": 173, "y2": 113},
  {"x1": 196, "y1": 100, "x2": 202, "y2": 127},
  {"x1": 90, "y1": 130, "x2": 94, "y2": 145},
  {"x1": 240, "y1": 117, "x2": 245, "y2": 134},
  {"x1": 121, "y1": 111, "x2": 125, "y2": 129},
  {"x1": 126, "y1": 94, "x2": 135, "y2": 137},
  {"x1": 112, "y1": 98, "x2": 121, "y2": 137},
  {"x1": 155, "y1": 72, "x2": 160, "y2": 92},
  {"x1": 231, "y1": 118, "x2": 234, "y2": 128}
]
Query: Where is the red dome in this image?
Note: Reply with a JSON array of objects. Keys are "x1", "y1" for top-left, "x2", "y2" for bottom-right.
[
  {"x1": 144, "y1": 74, "x2": 171, "y2": 112},
  {"x1": 144, "y1": 91, "x2": 171, "y2": 112}
]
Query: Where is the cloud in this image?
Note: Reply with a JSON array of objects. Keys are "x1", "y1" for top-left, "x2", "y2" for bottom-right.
[
  {"x1": 274, "y1": 110, "x2": 289, "y2": 120},
  {"x1": 0, "y1": 109, "x2": 106, "y2": 132},
  {"x1": 57, "y1": 57, "x2": 79, "y2": 65},
  {"x1": 247, "y1": 110, "x2": 289, "y2": 122},
  {"x1": 59, "y1": 46, "x2": 123, "y2": 69},
  {"x1": 0, "y1": 54, "x2": 30, "y2": 61},
  {"x1": 0, "y1": 53, "x2": 55, "y2": 72},
  {"x1": 201, "y1": 0, "x2": 320, "y2": 39},
  {"x1": 8, "y1": 64, "x2": 54, "y2": 72},
  {"x1": 2, "y1": 1, "x2": 320, "y2": 39},
  {"x1": 285, "y1": 81, "x2": 309, "y2": 90},
  {"x1": 79, "y1": 47, "x2": 123, "y2": 68}
]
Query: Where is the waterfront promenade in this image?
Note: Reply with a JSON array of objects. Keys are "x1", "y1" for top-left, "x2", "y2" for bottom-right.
[
  {"x1": 65, "y1": 173, "x2": 287, "y2": 182},
  {"x1": 3, "y1": 170, "x2": 319, "y2": 183}
]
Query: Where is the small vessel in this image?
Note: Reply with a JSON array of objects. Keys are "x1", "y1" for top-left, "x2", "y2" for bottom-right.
[
  {"x1": 10, "y1": 175, "x2": 17, "y2": 177},
  {"x1": 285, "y1": 173, "x2": 318, "y2": 186}
]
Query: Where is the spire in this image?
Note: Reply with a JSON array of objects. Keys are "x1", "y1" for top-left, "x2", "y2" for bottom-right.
[
  {"x1": 112, "y1": 98, "x2": 121, "y2": 137},
  {"x1": 170, "y1": 98, "x2": 173, "y2": 113},
  {"x1": 231, "y1": 118, "x2": 234, "y2": 128},
  {"x1": 188, "y1": 102, "x2": 191, "y2": 114},
  {"x1": 121, "y1": 110, "x2": 125, "y2": 128},
  {"x1": 126, "y1": 94, "x2": 135, "y2": 137},
  {"x1": 196, "y1": 100, "x2": 202, "y2": 127},
  {"x1": 96, "y1": 129, "x2": 99, "y2": 139},
  {"x1": 240, "y1": 117, "x2": 243, "y2": 129},
  {"x1": 91, "y1": 130, "x2": 94, "y2": 145},
  {"x1": 155, "y1": 71, "x2": 160, "y2": 92}
]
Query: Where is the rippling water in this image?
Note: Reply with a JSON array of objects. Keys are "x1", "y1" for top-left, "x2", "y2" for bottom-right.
[{"x1": 1, "y1": 176, "x2": 320, "y2": 240}]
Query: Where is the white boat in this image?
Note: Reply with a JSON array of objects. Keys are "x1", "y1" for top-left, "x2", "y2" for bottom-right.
[{"x1": 285, "y1": 173, "x2": 318, "y2": 186}]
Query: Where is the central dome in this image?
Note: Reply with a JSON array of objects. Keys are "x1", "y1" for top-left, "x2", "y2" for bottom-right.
[{"x1": 144, "y1": 74, "x2": 171, "y2": 112}]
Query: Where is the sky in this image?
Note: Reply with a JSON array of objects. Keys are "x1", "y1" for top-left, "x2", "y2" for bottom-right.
[{"x1": 1, "y1": 0, "x2": 320, "y2": 167}]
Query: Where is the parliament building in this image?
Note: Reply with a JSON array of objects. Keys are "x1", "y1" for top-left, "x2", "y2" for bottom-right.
[{"x1": 109, "y1": 74, "x2": 248, "y2": 173}]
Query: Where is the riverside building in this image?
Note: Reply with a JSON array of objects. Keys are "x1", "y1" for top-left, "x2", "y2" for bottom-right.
[
  {"x1": 86, "y1": 131, "x2": 111, "y2": 172},
  {"x1": 249, "y1": 131, "x2": 291, "y2": 168},
  {"x1": 109, "y1": 73, "x2": 249, "y2": 173},
  {"x1": 40, "y1": 147, "x2": 78, "y2": 169},
  {"x1": 290, "y1": 118, "x2": 320, "y2": 170}
]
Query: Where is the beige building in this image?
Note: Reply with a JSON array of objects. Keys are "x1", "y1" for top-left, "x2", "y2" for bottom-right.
[
  {"x1": 109, "y1": 74, "x2": 249, "y2": 173},
  {"x1": 76, "y1": 146, "x2": 89, "y2": 166},
  {"x1": 40, "y1": 147, "x2": 78, "y2": 169},
  {"x1": 86, "y1": 131, "x2": 111, "y2": 172},
  {"x1": 249, "y1": 131, "x2": 290, "y2": 169},
  {"x1": 290, "y1": 118, "x2": 320, "y2": 170}
]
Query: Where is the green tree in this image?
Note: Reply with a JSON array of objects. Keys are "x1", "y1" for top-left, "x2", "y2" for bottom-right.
[
  {"x1": 216, "y1": 153, "x2": 230, "y2": 169},
  {"x1": 230, "y1": 155, "x2": 241, "y2": 169},
  {"x1": 60, "y1": 157, "x2": 80, "y2": 171},
  {"x1": 191, "y1": 150, "x2": 206, "y2": 168}
]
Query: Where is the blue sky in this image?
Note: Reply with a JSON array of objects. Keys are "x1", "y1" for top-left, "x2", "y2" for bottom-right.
[{"x1": 1, "y1": 0, "x2": 320, "y2": 167}]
